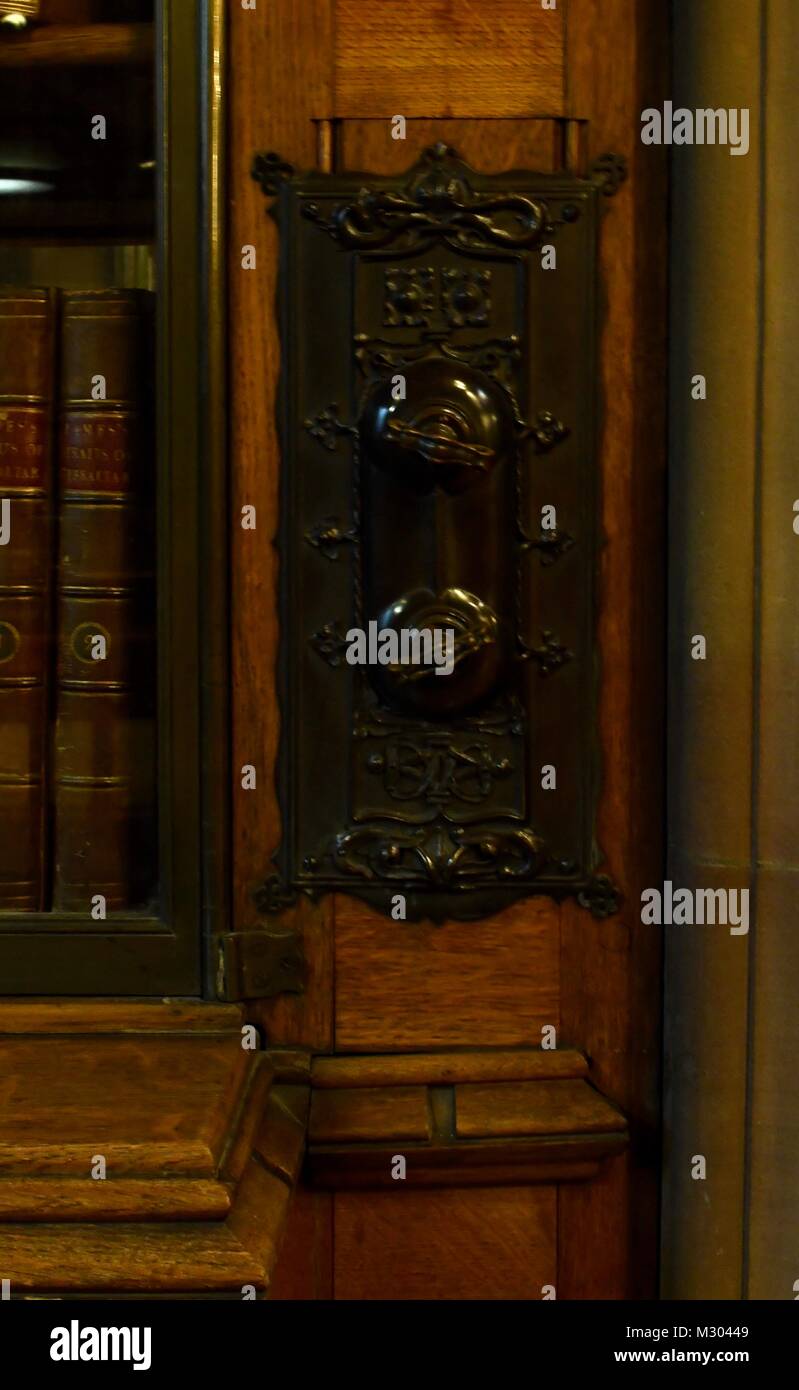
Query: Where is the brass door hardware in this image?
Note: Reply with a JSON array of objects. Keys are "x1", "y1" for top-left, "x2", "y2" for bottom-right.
[{"x1": 253, "y1": 142, "x2": 625, "y2": 921}]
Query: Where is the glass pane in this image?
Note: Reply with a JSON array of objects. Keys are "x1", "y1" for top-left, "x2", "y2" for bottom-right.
[{"x1": 0, "y1": 0, "x2": 158, "y2": 915}]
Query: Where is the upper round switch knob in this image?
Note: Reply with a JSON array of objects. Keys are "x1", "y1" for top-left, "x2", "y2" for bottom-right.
[{"x1": 359, "y1": 358, "x2": 517, "y2": 493}]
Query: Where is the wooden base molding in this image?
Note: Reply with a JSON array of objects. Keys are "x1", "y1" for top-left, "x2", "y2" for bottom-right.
[
  {"x1": 0, "y1": 1004, "x2": 307, "y2": 1299},
  {"x1": 0, "y1": 1020, "x2": 626, "y2": 1296},
  {"x1": 304, "y1": 1049, "x2": 627, "y2": 1190}
]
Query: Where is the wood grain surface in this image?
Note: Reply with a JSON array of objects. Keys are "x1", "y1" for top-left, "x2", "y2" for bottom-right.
[
  {"x1": 337, "y1": 115, "x2": 561, "y2": 173},
  {"x1": 1, "y1": 1223, "x2": 264, "y2": 1294},
  {"x1": 312, "y1": 1047, "x2": 587, "y2": 1088},
  {"x1": 268, "y1": 1182, "x2": 333, "y2": 1300},
  {"x1": 229, "y1": 0, "x2": 335, "y2": 1051},
  {"x1": 228, "y1": 0, "x2": 667, "y2": 1300},
  {"x1": 555, "y1": 0, "x2": 667, "y2": 1299},
  {"x1": 333, "y1": 1186, "x2": 556, "y2": 1300},
  {"x1": 0, "y1": 1034, "x2": 253, "y2": 1174},
  {"x1": 333, "y1": 0, "x2": 564, "y2": 118},
  {"x1": 310, "y1": 1087, "x2": 431, "y2": 1143},
  {"x1": 0, "y1": 1001, "x2": 243, "y2": 1033},
  {"x1": 334, "y1": 897, "x2": 559, "y2": 1050},
  {"x1": 455, "y1": 1079, "x2": 627, "y2": 1138}
]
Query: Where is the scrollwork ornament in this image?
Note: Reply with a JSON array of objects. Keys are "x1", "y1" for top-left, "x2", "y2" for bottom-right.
[
  {"x1": 253, "y1": 871, "x2": 297, "y2": 916},
  {"x1": 251, "y1": 151, "x2": 295, "y2": 196},
  {"x1": 299, "y1": 142, "x2": 552, "y2": 252},
  {"x1": 588, "y1": 152, "x2": 629, "y2": 196},
  {"x1": 576, "y1": 873, "x2": 622, "y2": 919}
]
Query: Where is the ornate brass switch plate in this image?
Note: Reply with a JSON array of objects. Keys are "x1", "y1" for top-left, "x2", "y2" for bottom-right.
[{"x1": 253, "y1": 142, "x2": 624, "y2": 921}]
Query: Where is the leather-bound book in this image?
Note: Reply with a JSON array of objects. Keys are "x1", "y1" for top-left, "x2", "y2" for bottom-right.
[
  {"x1": 0, "y1": 287, "x2": 56, "y2": 911},
  {"x1": 53, "y1": 288, "x2": 156, "y2": 912}
]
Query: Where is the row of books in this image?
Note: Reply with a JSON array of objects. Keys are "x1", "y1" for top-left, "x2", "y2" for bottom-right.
[{"x1": 0, "y1": 285, "x2": 156, "y2": 912}]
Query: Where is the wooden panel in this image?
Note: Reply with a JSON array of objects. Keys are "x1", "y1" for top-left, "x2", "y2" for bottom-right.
[
  {"x1": 334, "y1": 1186, "x2": 556, "y2": 1299},
  {"x1": 311, "y1": 1087, "x2": 431, "y2": 1143},
  {"x1": 333, "y1": 0, "x2": 564, "y2": 118},
  {"x1": 229, "y1": 0, "x2": 335, "y2": 1049},
  {"x1": 558, "y1": 0, "x2": 668, "y2": 1301},
  {"x1": 338, "y1": 116, "x2": 561, "y2": 174},
  {"x1": 558, "y1": 1156, "x2": 630, "y2": 1300},
  {"x1": 268, "y1": 1183, "x2": 333, "y2": 1300},
  {"x1": 226, "y1": 0, "x2": 667, "y2": 1301},
  {"x1": 312, "y1": 1048, "x2": 587, "y2": 1088},
  {"x1": 455, "y1": 1080, "x2": 627, "y2": 1138},
  {"x1": 0, "y1": 1035, "x2": 252, "y2": 1175},
  {"x1": 334, "y1": 897, "x2": 559, "y2": 1050}
]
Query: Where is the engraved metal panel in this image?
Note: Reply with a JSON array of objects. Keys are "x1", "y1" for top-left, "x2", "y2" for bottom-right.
[{"x1": 254, "y1": 142, "x2": 623, "y2": 921}]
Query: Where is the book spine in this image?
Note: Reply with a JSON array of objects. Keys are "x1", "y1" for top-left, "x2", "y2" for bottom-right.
[
  {"x1": 0, "y1": 287, "x2": 55, "y2": 912},
  {"x1": 53, "y1": 288, "x2": 155, "y2": 913}
]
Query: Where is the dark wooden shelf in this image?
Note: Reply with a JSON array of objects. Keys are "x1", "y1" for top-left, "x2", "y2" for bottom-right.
[{"x1": 0, "y1": 22, "x2": 152, "y2": 69}]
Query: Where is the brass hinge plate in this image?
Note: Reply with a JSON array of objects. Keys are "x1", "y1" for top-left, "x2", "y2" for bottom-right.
[{"x1": 216, "y1": 929, "x2": 305, "y2": 1001}]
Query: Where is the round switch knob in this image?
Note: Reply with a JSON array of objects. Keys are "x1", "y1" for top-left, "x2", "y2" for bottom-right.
[{"x1": 359, "y1": 358, "x2": 517, "y2": 493}]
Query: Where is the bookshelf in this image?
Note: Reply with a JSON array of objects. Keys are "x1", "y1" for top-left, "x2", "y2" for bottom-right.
[{"x1": 0, "y1": 0, "x2": 228, "y2": 995}]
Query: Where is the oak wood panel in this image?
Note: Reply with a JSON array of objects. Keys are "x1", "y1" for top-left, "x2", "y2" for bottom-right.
[
  {"x1": 558, "y1": 0, "x2": 668, "y2": 1300},
  {"x1": 455, "y1": 1079, "x2": 627, "y2": 1138},
  {"x1": 227, "y1": 0, "x2": 667, "y2": 1301},
  {"x1": 333, "y1": 0, "x2": 564, "y2": 118},
  {"x1": 311, "y1": 1087, "x2": 431, "y2": 1143},
  {"x1": 333, "y1": 1186, "x2": 556, "y2": 1299},
  {"x1": 268, "y1": 1183, "x2": 334, "y2": 1300},
  {"x1": 334, "y1": 897, "x2": 559, "y2": 1050},
  {"x1": 312, "y1": 1048, "x2": 587, "y2": 1088},
  {"x1": 337, "y1": 116, "x2": 561, "y2": 174},
  {"x1": 558, "y1": 1155, "x2": 630, "y2": 1300},
  {"x1": 229, "y1": 0, "x2": 335, "y2": 1049}
]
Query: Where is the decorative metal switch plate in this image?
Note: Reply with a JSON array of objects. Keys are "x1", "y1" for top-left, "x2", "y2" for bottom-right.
[{"x1": 253, "y1": 142, "x2": 624, "y2": 921}]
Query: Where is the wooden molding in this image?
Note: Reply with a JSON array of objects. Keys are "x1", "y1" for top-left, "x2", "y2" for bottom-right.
[
  {"x1": 0, "y1": 1010, "x2": 309, "y2": 1298},
  {"x1": 305, "y1": 1049, "x2": 627, "y2": 1190}
]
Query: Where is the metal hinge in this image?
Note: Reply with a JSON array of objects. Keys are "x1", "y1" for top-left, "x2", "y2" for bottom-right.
[{"x1": 216, "y1": 928, "x2": 305, "y2": 1001}]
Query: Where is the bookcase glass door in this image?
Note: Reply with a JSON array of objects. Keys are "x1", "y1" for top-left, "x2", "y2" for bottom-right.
[{"x1": 0, "y1": 1, "x2": 224, "y2": 994}]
